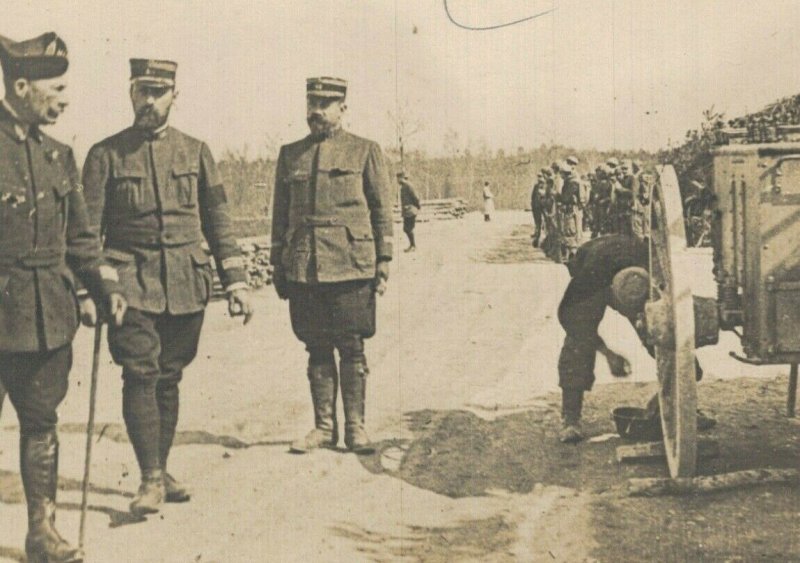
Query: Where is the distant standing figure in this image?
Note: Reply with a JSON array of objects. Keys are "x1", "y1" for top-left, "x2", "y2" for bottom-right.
[
  {"x1": 530, "y1": 170, "x2": 548, "y2": 247},
  {"x1": 482, "y1": 181, "x2": 495, "y2": 221},
  {"x1": 398, "y1": 172, "x2": 420, "y2": 252}
]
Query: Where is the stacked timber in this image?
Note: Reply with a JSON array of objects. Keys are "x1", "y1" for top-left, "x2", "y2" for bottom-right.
[{"x1": 393, "y1": 198, "x2": 468, "y2": 223}]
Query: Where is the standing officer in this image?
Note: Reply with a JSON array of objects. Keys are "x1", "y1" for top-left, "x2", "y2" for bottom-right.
[
  {"x1": 398, "y1": 171, "x2": 420, "y2": 252},
  {"x1": 271, "y1": 77, "x2": 393, "y2": 454},
  {"x1": 0, "y1": 33, "x2": 126, "y2": 562},
  {"x1": 530, "y1": 169, "x2": 547, "y2": 247},
  {"x1": 81, "y1": 59, "x2": 253, "y2": 516},
  {"x1": 557, "y1": 163, "x2": 581, "y2": 264}
]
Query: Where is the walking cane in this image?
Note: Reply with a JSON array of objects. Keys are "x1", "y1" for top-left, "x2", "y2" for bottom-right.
[{"x1": 79, "y1": 321, "x2": 103, "y2": 549}]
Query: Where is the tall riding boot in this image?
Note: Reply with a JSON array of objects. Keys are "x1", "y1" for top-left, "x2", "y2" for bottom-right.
[
  {"x1": 290, "y1": 364, "x2": 339, "y2": 453},
  {"x1": 340, "y1": 361, "x2": 372, "y2": 453},
  {"x1": 123, "y1": 379, "x2": 164, "y2": 515},
  {"x1": 559, "y1": 388, "x2": 584, "y2": 443},
  {"x1": 156, "y1": 380, "x2": 190, "y2": 503},
  {"x1": 21, "y1": 431, "x2": 84, "y2": 563}
]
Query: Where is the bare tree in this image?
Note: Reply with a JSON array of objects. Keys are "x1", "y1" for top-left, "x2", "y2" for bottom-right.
[{"x1": 387, "y1": 99, "x2": 424, "y2": 168}]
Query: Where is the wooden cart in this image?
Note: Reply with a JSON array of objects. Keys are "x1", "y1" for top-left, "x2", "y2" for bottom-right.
[{"x1": 646, "y1": 142, "x2": 800, "y2": 478}]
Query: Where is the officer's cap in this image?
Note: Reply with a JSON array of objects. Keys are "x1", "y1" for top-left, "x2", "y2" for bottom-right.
[
  {"x1": 0, "y1": 32, "x2": 68, "y2": 81},
  {"x1": 606, "y1": 157, "x2": 620, "y2": 168},
  {"x1": 566, "y1": 155, "x2": 579, "y2": 166},
  {"x1": 307, "y1": 77, "x2": 347, "y2": 99},
  {"x1": 130, "y1": 59, "x2": 177, "y2": 86}
]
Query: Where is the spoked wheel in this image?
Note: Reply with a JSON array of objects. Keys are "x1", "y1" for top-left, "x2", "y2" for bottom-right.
[{"x1": 645, "y1": 165, "x2": 698, "y2": 478}]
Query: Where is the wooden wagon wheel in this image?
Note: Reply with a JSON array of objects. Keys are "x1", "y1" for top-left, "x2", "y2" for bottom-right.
[{"x1": 645, "y1": 165, "x2": 698, "y2": 477}]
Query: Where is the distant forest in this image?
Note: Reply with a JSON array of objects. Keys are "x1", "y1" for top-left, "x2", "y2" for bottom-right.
[{"x1": 217, "y1": 143, "x2": 655, "y2": 232}]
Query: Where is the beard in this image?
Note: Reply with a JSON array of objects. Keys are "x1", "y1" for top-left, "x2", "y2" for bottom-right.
[
  {"x1": 307, "y1": 114, "x2": 338, "y2": 136},
  {"x1": 135, "y1": 106, "x2": 169, "y2": 129}
]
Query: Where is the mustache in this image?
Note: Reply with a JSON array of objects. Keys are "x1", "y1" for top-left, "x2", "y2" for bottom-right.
[{"x1": 136, "y1": 106, "x2": 157, "y2": 118}]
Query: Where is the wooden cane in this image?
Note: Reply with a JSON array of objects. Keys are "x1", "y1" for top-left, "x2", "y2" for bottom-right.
[{"x1": 79, "y1": 322, "x2": 103, "y2": 548}]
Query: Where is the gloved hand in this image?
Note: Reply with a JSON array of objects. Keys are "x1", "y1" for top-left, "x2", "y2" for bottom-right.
[{"x1": 272, "y1": 266, "x2": 289, "y2": 300}]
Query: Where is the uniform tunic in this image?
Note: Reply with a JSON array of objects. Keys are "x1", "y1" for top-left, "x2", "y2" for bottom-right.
[
  {"x1": 82, "y1": 126, "x2": 246, "y2": 314},
  {"x1": 0, "y1": 103, "x2": 120, "y2": 433},
  {"x1": 271, "y1": 128, "x2": 393, "y2": 350},
  {"x1": 82, "y1": 126, "x2": 245, "y2": 382},
  {"x1": 0, "y1": 104, "x2": 118, "y2": 352}
]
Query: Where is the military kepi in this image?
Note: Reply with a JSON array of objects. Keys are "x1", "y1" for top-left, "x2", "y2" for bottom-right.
[
  {"x1": 130, "y1": 58, "x2": 177, "y2": 86},
  {"x1": 0, "y1": 32, "x2": 68, "y2": 80},
  {"x1": 306, "y1": 76, "x2": 347, "y2": 98}
]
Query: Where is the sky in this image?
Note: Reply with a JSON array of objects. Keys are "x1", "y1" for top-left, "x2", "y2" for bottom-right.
[{"x1": 4, "y1": 0, "x2": 800, "y2": 162}]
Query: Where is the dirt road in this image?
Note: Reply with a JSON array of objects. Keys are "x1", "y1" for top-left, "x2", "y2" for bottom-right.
[{"x1": 1, "y1": 211, "x2": 797, "y2": 562}]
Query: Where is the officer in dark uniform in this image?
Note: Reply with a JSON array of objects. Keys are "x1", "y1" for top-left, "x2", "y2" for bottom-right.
[
  {"x1": 530, "y1": 169, "x2": 547, "y2": 248},
  {"x1": 0, "y1": 32, "x2": 126, "y2": 563},
  {"x1": 271, "y1": 77, "x2": 393, "y2": 454},
  {"x1": 398, "y1": 171, "x2": 420, "y2": 252},
  {"x1": 557, "y1": 163, "x2": 582, "y2": 264},
  {"x1": 81, "y1": 59, "x2": 253, "y2": 516}
]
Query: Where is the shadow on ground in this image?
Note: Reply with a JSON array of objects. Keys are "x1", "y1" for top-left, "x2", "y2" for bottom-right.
[
  {"x1": 478, "y1": 224, "x2": 554, "y2": 265},
  {"x1": 0, "y1": 545, "x2": 24, "y2": 563},
  {"x1": 350, "y1": 376, "x2": 799, "y2": 561},
  {"x1": 330, "y1": 516, "x2": 516, "y2": 563}
]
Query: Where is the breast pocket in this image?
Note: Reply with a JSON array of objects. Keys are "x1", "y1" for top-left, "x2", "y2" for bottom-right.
[
  {"x1": 111, "y1": 166, "x2": 155, "y2": 215},
  {"x1": 328, "y1": 167, "x2": 363, "y2": 207},
  {"x1": 285, "y1": 172, "x2": 310, "y2": 212},
  {"x1": 172, "y1": 164, "x2": 199, "y2": 208}
]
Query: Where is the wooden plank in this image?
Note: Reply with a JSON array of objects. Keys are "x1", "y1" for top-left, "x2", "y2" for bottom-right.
[
  {"x1": 617, "y1": 439, "x2": 719, "y2": 464},
  {"x1": 627, "y1": 469, "x2": 800, "y2": 497}
]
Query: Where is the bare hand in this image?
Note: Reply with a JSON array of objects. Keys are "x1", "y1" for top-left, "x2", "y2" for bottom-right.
[
  {"x1": 375, "y1": 261, "x2": 390, "y2": 296},
  {"x1": 79, "y1": 296, "x2": 97, "y2": 327},
  {"x1": 228, "y1": 288, "x2": 254, "y2": 325},
  {"x1": 108, "y1": 293, "x2": 127, "y2": 326}
]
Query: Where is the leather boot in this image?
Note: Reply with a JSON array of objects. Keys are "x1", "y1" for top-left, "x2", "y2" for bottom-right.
[
  {"x1": 130, "y1": 468, "x2": 165, "y2": 516},
  {"x1": 559, "y1": 389, "x2": 584, "y2": 443},
  {"x1": 290, "y1": 364, "x2": 339, "y2": 453},
  {"x1": 340, "y1": 362, "x2": 373, "y2": 454},
  {"x1": 156, "y1": 381, "x2": 190, "y2": 502},
  {"x1": 21, "y1": 431, "x2": 84, "y2": 563},
  {"x1": 163, "y1": 472, "x2": 191, "y2": 503}
]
